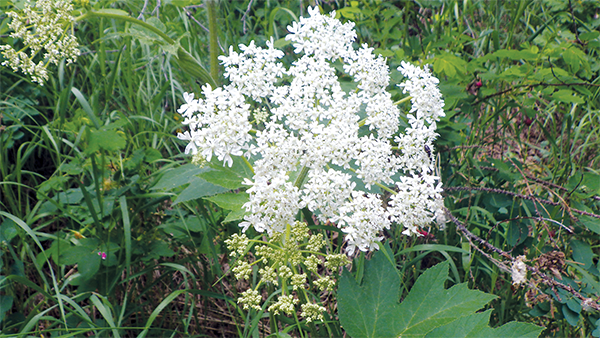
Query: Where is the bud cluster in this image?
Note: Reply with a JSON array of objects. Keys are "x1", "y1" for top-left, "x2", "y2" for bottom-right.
[{"x1": 225, "y1": 221, "x2": 349, "y2": 323}]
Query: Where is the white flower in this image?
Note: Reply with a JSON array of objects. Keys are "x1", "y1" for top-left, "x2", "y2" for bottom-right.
[
  {"x1": 388, "y1": 174, "x2": 444, "y2": 236},
  {"x1": 302, "y1": 168, "x2": 355, "y2": 223},
  {"x1": 397, "y1": 61, "x2": 445, "y2": 124},
  {"x1": 241, "y1": 173, "x2": 304, "y2": 235},
  {"x1": 177, "y1": 7, "x2": 446, "y2": 248},
  {"x1": 340, "y1": 192, "x2": 390, "y2": 255},
  {"x1": 285, "y1": 6, "x2": 356, "y2": 60},
  {"x1": 1, "y1": 0, "x2": 80, "y2": 85},
  {"x1": 511, "y1": 255, "x2": 528, "y2": 285}
]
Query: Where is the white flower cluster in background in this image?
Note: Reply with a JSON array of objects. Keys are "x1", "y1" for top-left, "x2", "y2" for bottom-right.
[
  {"x1": 511, "y1": 255, "x2": 528, "y2": 285},
  {"x1": 0, "y1": 0, "x2": 80, "y2": 85},
  {"x1": 177, "y1": 7, "x2": 445, "y2": 255}
]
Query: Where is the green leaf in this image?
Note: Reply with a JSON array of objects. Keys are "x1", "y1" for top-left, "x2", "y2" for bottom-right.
[
  {"x1": 142, "y1": 241, "x2": 175, "y2": 261},
  {"x1": 207, "y1": 155, "x2": 254, "y2": 183},
  {"x1": 173, "y1": 176, "x2": 228, "y2": 205},
  {"x1": 551, "y1": 89, "x2": 584, "y2": 104},
  {"x1": 93, "y1": 8, "x2": 131, "y2": 17},
  {"x1": 152, "y1": 164, "x2": 206, "y2": 190},
  {"x1": 562, "y1": 47, "x2": 588, "y2": 74},
  {"x1": 0, "y1": 295, "x2": 13, "y2": 324},
  {"x1": 570, "y1": 239, "x2": 594, "y2": 269},
  {"x1": 507, "y1": 220, "x2": 529, "y2": 246},
  {"x1": 428, "y1": 310, "x2": 544, "y2": 338},
  {"x1": 168, "y1": 0, "x2": 195, "y2": 6},
  {"x1": 578, "y1": 215, "x2": 600, "y2": 235},
  {"x1": 0, "y1": 218, "x2": 17, "y2": 243},
  {"x1": 562, "y1": 304, "x2": 580, "y2": 326},
  {"x1": 144, "y1": 148, "x2": 162, "y2": 163},
  {"x1": 199, "y1": 169, "x2": 244, "y2": 190},
  {"x1": 176, "y1": 47, "x2": 216, "y2": 88},
  {"x1": 86, "y1": 129, "x2": 126, "y2": 154},
  {"x1": 580, "y1": 31, "x2": 600, "y2": 41},
  {"x1": 204, "y1": 192, "x2": 249, "y2": 211},
  {"x1": 60, "y1": 244, "x2": 101, "y2": 281},
  {"x1": 223, "y1": 207, "x2": 248, "y2": 223},
  {"x1": 79, "y1": 251, "x2": 102, "y2": 281},
  {"x1": 493, "y1": 49, "x2": 538, "y2": 61},
  {"x1": 338, "y1": 250, "x2": 544, "y2": 338},
  {"x1": 71, "y1": 87, "x2": 100, "y2": 129},
  {"x1": 432, "y1": 53, "x2": 466, "y2": 78},
  {"x1": 338, "y1": 250, "x2": 401, "y2": 338}
]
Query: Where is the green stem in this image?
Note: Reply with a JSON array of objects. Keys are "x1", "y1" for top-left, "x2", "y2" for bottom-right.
[
  {"x1": 242, "y1": 156, "x2": 254, "y2": 175},
  {"x1": 206, "y1": 0, "x2": 220, "y2": 85},
  {"x1": 75, "y1": 10, "x2": 175, "y2": 44},
  {"x1": 294, "y1": 166, "x2": 310, "y2": 189},
  {"x1": 394, "y1": 95, "x2": 412, "y2": 106},
  {"x1": 373, "y1": 181, "x2": 396, "y2": 195}
]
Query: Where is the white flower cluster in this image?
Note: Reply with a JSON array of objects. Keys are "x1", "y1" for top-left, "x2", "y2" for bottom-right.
[
  {"x1": 178, "y1": 7, "x2": 445, "y2": 255},
  {"x1": 0, "y1": 0, "x2": 80, "y2": 85}
]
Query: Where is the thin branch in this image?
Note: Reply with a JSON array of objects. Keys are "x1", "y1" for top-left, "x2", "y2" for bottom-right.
[
  {"x1": 446, "y1": 208, "x2": 600, "y2": 311},
  {"x1": 444, "y1": 186, "x2": 600, "y2": 220},
  {"x1": 475, "y1": 81, "x2": 600, "y2": 105},
  {"x1": 241, "y1": 0, "x2": 254, "y2": 35}
]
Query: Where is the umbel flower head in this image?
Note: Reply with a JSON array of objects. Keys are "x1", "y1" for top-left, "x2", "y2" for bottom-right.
[
  {"x1": 225, "y1": 221, "x2": 348, "y2": 323},
  {"x1": 178, "y1": 7, "x2": 445, "y2": 255},
  {"x1": 0, "y1": 0, "x2": 80, "y2": 85}
]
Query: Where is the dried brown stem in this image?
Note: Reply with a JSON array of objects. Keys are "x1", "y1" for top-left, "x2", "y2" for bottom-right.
[{"x1": 445, "y1": 208, "x2": 600, "y2": 311}]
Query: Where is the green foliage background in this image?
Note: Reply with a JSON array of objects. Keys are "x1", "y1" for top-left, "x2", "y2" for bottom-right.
[{"x1": 1, "y1": 0, "x2": 600, "y2": 337}]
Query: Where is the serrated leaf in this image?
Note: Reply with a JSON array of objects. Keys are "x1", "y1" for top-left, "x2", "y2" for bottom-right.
[
  {"x1": 427, "y1": 310, "x2": 543, "y2": 338},
  {"x1": 580, "y1": 31, "x2": 600, "y2": 41},
  {"x1": 338, "y1": 250, "x2": 399, "y2": 338},
  {"x1": 493, "y1": 49, "x2": 538, "y2": 61},
  {"x1": 338, "y1": 250, "x2": 544, "y2": 338},
  {"x1": 339, "y1": 252, "x2": 496, "y2": 337},
  {"x1": 223, "y1": 207, "x2": 249, "y2": 223},
  {"x1": 146, "y1": 17, "x2": 166, "y2": 32}
]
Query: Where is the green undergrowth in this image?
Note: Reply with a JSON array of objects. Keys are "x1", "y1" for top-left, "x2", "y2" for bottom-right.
[{"x1": 1, "y1": 0, "x2": 600, "y2": 337}]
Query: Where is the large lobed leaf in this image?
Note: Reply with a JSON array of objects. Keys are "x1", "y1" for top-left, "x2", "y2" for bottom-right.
[{"x1": 338, "y1": 250, "x2": 544, "y2": 338}]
